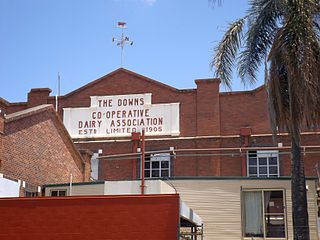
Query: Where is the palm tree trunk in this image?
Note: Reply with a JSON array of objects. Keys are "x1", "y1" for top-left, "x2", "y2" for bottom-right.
[{"x1": 291, "y1": 136, "x2": 310, "y2": 240}]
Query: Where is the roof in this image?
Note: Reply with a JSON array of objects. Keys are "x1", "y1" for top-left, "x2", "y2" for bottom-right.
[
  {"x1": 220, "y1": 85, "x2": 266, "y2": 96},
  {"x1": 63, "y1": 68, "x2": 179, "y2": 98},
  {"x1": 5, "y1": 104, "x2": 52, "y2": 122},
  {"x1": 170, "y1": 176, "x2": 318, "y2": 181},
  {"x1": 44, "y1": 181, "x2": 105, "y2": 188},
  {"x1": 43, "y1": 176, "x2": 318, "y2": 186},
  {"x1": 3, "y1": 104, "x2": 85, "y2": 174},
  {"x1": 180, "y1": 200, "x2": 203, "y2": 227}
]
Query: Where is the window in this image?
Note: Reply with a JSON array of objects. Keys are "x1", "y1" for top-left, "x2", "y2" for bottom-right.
[
  {"x1": 247, "y1": 150, "x2": 279, "y2": 177},
  {"x1": 242, "y1": 190, "x2": 286, "y2": 238},
  {"x1": 50, "y1": 189, "x2": 67, "y2": 197},
  {"x1": 144, "y1": 153, "x2": 170, "y2": 178},
  {"x1": 25, "y1": 191, "x2": 38, "y2": 197}
]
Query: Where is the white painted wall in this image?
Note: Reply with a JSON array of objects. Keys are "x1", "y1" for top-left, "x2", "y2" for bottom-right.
[
  {"x1": 104, "y1": 180, "x2": 176, "y2": 195},
  {"x1": 0, "y1": 176, "x2": 20, "y2": 198}
]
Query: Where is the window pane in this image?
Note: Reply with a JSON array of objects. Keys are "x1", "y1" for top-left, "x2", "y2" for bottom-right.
[
  {"x1": 269, "y1": 157, "x2": 278, "y2": 165},
  {"x1": 145, "y1": 162, "x2": 150, "y2": 169},
  {"x1": 243, "y1": 191, "x2": 264, "y2": 237},
  {"x1": 161, "y1": 170, "x2": 169, "y2": 177},
  {"x1": 152, "y1": 161, "x2": 159, "y2": 168},
  {"x1": 259, "y1": 167, "x2": 267, "y2": 174},
  {"x1": 151, "y1": 170, "x2": 160, "y2": 178},
  {"x1": 59, "y1": 191, "x2": 66, "y2": 196},
  {"x1": 249, "y1": 167, "x2": 257, "y2": 175},
  {"x1": 249, "y1": 158, "x2": 257, "y2": 166},
  {"x1": 26, "y1": 191, "x2": 37, "y2": 197},
  {"x1": 264, "y1": 191, "x2": 284, "y2": 213},
  {"x1": 248, "y1": 151, "x2": 257, "y2": 158},
  {"x1": 259, "y1": 157, "x2": 267, "y2": 165},
  {"x1": 51, "y1": 191, "x2": 58, "y2": 196},
  {"x1": 265, "y1": 215, "x2": 285, "y2": 238},
  {"x1": 264, "y1": 191, "x2": 285, "y2": 237},
  {"x1": 161, "y1": 161, "x2": 169, "y2": 168},
  {"x1": 145, "y1": 170, "x2": 150, "y2": 178},
  {"x1": 269, "y1": 166, "x2": 278, "y2": 175}
]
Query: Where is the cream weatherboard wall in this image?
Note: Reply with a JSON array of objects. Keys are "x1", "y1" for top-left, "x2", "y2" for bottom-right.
[
  {"x1": 44, "y1": 180, "x2": 175, "y2": 196},
  {"x1": 170, "y1": 178, "x2": 318, "y2": 240},
  {"x1": 44, "y1": 178, "x2": 318, "y2": 240},
  {"x1": 44, "y1": 182, "x2": 104, "y2": 196}
]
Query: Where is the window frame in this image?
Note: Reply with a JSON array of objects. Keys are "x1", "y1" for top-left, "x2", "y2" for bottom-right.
[
  {"x1": 241, "y1": 188, "x2": 287, "y2": 239},
  {"x1": 50, "y1": 189, "x2": 67, "y2": 197},
  {"x1": 144, "y1": 152, "x2": 171, "y2": 179},
  {"x1": 247, "y1": 150, "x2": 280, "y2": 178},
  {"x1": 25, "y1": 191, "x2": 38, "y2": 197}
]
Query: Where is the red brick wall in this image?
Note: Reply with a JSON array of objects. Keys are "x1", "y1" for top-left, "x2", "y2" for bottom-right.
[
  {"x1": 0, "y1": 113, "x2": 3, "y2": 170},
  {"x1": 220, "y1": 87, "x2": 271, "y2": 135},
  {"x1": 2, "y1": 69, "x2": 275, "y2": 138},
  {"x1": 2, "y1": 69, "x2": 320, "y2": 180},
  {"x1": 27, "y1": 88, "x2": 51, "y2": 108},
  {"x1": 0, "y1": 194, "x2": 180, "y2": 240},
  {"x1": 56, "y1": 70, "x2": 198, "y2": 137},
  {"x1": 195, "y1": 79, "x2": 220, "y2": 136},
  {"x1": 3, "y1": 109, "x2": 84, "y2": 185}
]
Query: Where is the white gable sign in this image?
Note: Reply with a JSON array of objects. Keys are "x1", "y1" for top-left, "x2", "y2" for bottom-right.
[{"x1": 63, "y1": 93, "x2": 180, "y2": 138}]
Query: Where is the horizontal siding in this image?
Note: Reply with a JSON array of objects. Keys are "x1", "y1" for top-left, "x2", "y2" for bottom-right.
[
  {"x1": 45, "y1": 184, "x2": 104, "y2": 196},
  {"x1": 171, "y1": 179, "x2": 318, "y2": 240},
  {"x1": 172, "y1": 180, "x2": 241, "y2": 240}
]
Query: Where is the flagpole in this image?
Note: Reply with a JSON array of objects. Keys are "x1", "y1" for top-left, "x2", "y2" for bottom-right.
[{"x1": 55, "y1": 72, "x2": 60, "y2": 112}]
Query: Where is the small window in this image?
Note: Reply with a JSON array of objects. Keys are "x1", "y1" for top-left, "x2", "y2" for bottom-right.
[
  {"x1": 144, "y1": 153, "x2": 170, "y2": 178},
  {"x1": 25, "y1": 191, "x2": 38, "y2": 197},
  {"x1": 247, "y1": 150, "x2": 280, "y2": 177},
  {"x1": 51, "y1": 189, "x2": 67, "y2": 197},
  {"x1": 242, "y1": 189, "x2": 286, "y2": 238}
]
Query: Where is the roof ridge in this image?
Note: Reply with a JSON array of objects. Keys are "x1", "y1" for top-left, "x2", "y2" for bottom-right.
[
  {"x1": 63, "y1": 68, "x2": 178, "y2": 98},
  {"x1": 5, "y1": 104, "x2": 53, "y2": 122}
]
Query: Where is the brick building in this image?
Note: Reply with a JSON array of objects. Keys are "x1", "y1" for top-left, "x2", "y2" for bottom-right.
[
  {"x1": 1, "y1": 68, "x2": 320, "y2": 181},
  {"x1": 0, "y1": 104, "x2": 91, "y2": 196}
]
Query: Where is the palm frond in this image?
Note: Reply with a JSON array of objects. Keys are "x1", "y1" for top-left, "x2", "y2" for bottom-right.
[
  {"x1": 267, "y1": 32, "x2": 291, "y2": 134},
  {"x1": 212, "y1": 18, "x2": 246, "y2": 89},
  {"x1": 280, "y1": 0, "x2": 320, "y2": 140},
  {"x1": 238, "y1": 0, "x2": 283, "y2": 85}
]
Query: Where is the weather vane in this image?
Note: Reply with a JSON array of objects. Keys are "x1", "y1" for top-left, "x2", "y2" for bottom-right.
[{"x1": 112, "y1": 22, "x2": 133, "y2": 67}]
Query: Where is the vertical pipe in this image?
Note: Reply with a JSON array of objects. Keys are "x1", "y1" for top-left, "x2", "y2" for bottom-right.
[
  {"x1": 132, "y1": 140, "x2": 138, "y2": 179},
  {"x1": 241, "y1": 135, "x2": 249, "y2": 176},
  {"x1": 69, "y1": 173, "x2": 73, "y2": 196},
  {"x1": 241, "y1": 154, "x2": 247, "y2": 176},
  {"x1": 140, "y1": 129, "x2": 145, "y2": 194},
  {"x1": 131, "y1": 132, "x2": 140, "y2": 180},
  {"x1": 55, "y1": 95, "x2": 58, "y2": 112},
  {"x1": 56, "y1": 72, "x2": 60, "y2": 113}
]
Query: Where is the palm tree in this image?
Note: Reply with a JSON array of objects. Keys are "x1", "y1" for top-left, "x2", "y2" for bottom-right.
[{"x1": 212, "y1": 0, "x2": 320, "y2": 239}]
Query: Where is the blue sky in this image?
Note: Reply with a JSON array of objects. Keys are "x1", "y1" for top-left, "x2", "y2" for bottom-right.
[{"x1": 0, "y1": 0, "x2": 260, "y2": 102}]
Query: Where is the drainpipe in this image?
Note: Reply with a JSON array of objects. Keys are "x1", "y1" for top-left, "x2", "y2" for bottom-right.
[
  {"x1": 240, "y1": 127, "x2": 252, "y2": 177},
  {"x1": 69, "y1": 173, "x2": 73, "y2": 196},
  {"x1": 140, "y1": 129, "x2": 146, "y2": 194},
  {"x1": 131, "y1": 132, "x2": 141, "y2": 180}
]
